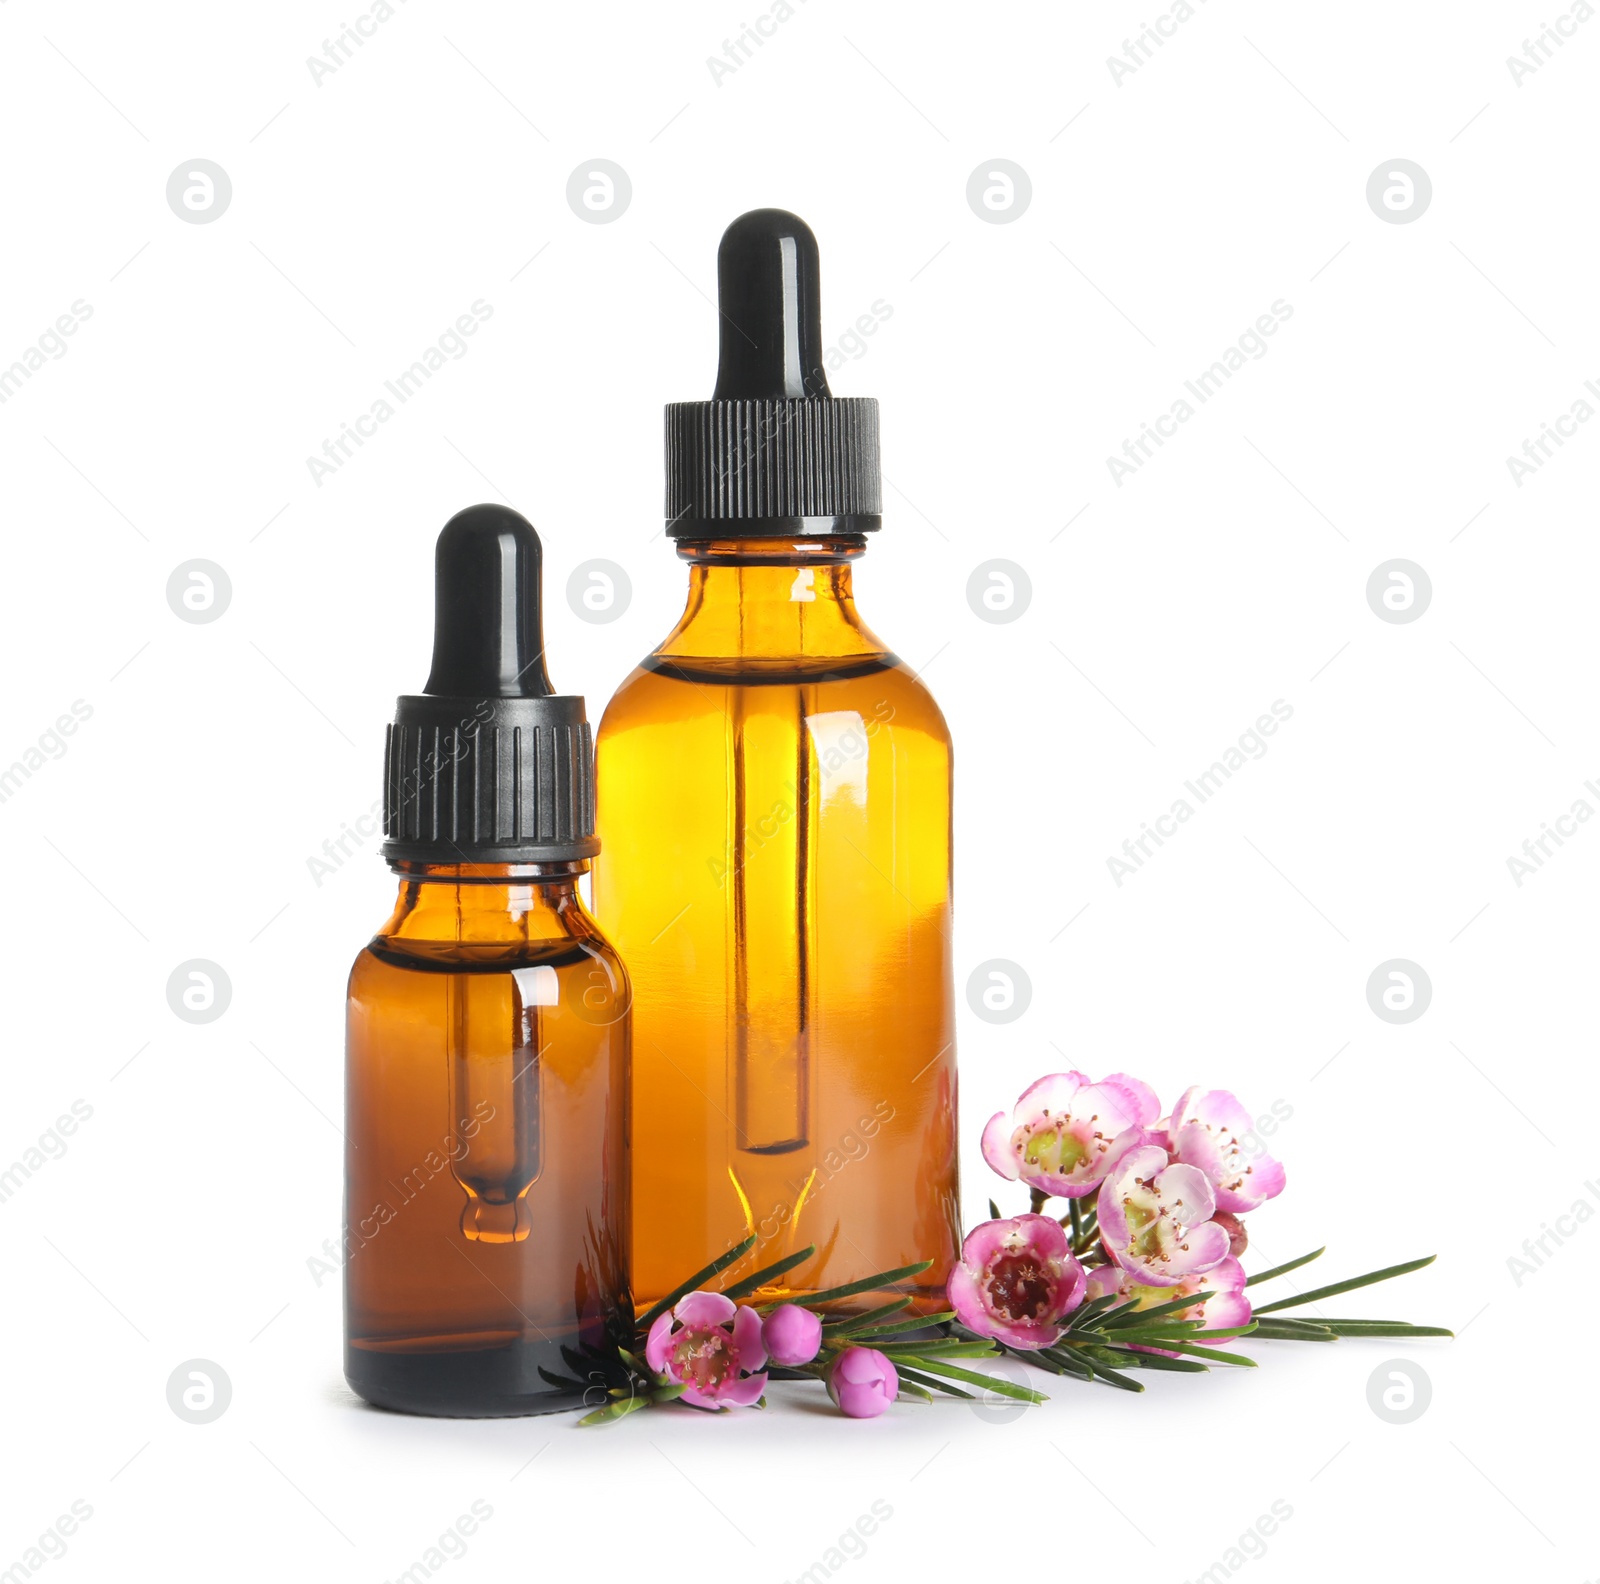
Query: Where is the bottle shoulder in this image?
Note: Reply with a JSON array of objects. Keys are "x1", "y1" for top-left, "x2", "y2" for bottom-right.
[
  {"x1": 598, "y1": 650, "x2": 951, "y2": 746},
  {"x1": 352, "y1": 888, "x2": 625, "y2": 976}
]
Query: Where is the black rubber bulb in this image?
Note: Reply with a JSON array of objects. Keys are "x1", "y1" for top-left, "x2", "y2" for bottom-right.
[
  {"x1": 423, "y1": 503, "x2": 554, "y2": 699},
  {"x1": 712, "y1": 208, "x2": 831, "y2": 401}
]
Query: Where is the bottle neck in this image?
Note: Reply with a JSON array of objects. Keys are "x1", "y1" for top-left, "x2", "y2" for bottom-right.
[
  {"x1": 379, "y1": 862, "x2": 589, "y2": 945},
  {"x1": 659, "y1": 537, "x2": 883, "y2": 662}
]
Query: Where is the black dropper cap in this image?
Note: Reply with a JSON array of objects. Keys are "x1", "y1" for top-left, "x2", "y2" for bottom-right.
[
  {"x1": 382, "y1": 504, "x2": 598, "y2": 865},
  {"x1": 665, "y1": 208, "x2": 881, "y2": 539}
]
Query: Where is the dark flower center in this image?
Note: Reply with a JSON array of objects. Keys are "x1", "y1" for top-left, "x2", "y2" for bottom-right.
[
  {"x1": 988, "y1": 1252, "x2": 1053, "y2": 1322},
  {"x1": 671, "y1": 1327, "x2": 735, "y2": 1389}
]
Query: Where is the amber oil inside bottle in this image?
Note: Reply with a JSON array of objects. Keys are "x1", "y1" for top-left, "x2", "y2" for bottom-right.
[
  {"x1": 344, "y1": 860, "x2": 631, "y2": 1416},
  {"x1": 594, "y1": 539, "x2": 958, "y2": 1316}
]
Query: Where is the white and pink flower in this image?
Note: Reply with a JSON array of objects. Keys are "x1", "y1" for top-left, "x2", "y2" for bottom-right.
[
  {"x1": 1166, "y1": 1086, "x2": 1287, "y2": 1214},
  {"x1": 981, "y1": 1071, "x2": 1161, "y2": 1200},
  {"x1": 1097, "y1": 1143, "x2": 1230, "y2": 1287}
]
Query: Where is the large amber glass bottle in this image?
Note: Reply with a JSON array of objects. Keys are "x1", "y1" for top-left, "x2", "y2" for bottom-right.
[
  {"x1": 344, "y1": 505, "x2": 631, "y2": 1416},
  {"x1": 593, "y1": 211, "x2": 958, "y2": 1314}
]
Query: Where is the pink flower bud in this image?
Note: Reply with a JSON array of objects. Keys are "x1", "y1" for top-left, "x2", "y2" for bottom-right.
[
  {"x1": 1214, "y1": 1210, "x2": 1249, "y2": 1259},
  {"x1": 762, "y1": 1304, "x2": 823, "y2": 1366},
  {"x1": 826, "y1": 1347, "x2": 898, "y2": 1419}
]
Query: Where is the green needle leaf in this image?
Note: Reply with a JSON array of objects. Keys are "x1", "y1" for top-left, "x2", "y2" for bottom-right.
[
  {"x1": 801, "y1": 1260, "x2": 933, "y2": 1308},
  {"x1": 636, "y1": 1235, "x2": 757, "y2": 1333},
  {"x1": 1075, "y1": 1296, "x2": 1141, "y2": 1331},
  {"x1": 1027, "y1": 1352, "x2": 1089, "y2": 1379},
  {"x1": 1090, "y1": 1324, "x2": 1194, "y2": 1345},
  {"x1": 1063, "y1": 1292, "x2": 1123, "y2": 1331},
  {"x1": 1251, "y1": 1255, "x2": 1436, "y2": 1316},
  {"x1": 821, "y1": 1299, "x2": 912, "y2": 1334},
  {"x1": 1107, "y1": 1350, "x2": 1209, "y2": 1373},
  {"x1": 893, "y1": 1364, "x2": 976, "y2": 1399},
  {"x1": 1062, "y1": 1348, "x2": 1144, "y2": 1391},
  {"x1": 1160, "y1": 1341, "x2": 1257, "y2": 1366},
  {"x1": 576, "y1": 1395, "x2": 650, "y2": 1427},
  {"x1": 902, "y1": 1359, "x2": 1048, "y2": 1401},
  {"x1": 1102, "y1": 1291, "x2": 1215, "y2": 1328},
  {"x1": 1249, "y1": 1320, "x2": 1337, "y2": 1341},
  {"x1": 870, "y1": 1340, "x2": 1000, "y2": 1359},
  {"x1": 1245, "y1": 1247, "x2": 1326, "y2": 1287},
  {"x1": 1318, "y1": 1322, "x2": 1454, "y2": 1338},
  {"x1": 1084, "y1": 1363, "x2": 1146, "y2": 1392},
  {"x1": 719, "y1": 1244, "x2": 818, "y2": 1301},
  {"x1": 846, "y1": 1311, "x2": 956, "y2": 1340},
  {"x1": 988, "y1": 1199, "x2": 1002, "y2": 1221}
]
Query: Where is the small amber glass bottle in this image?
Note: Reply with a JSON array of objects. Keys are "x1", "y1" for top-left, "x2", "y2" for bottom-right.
[
  {"x1": 344, "y1": 506, "x2": 631, "y2": 1416},
  {"x1": 593, "y1": 211, "x2": 959, "y2": 1316}
]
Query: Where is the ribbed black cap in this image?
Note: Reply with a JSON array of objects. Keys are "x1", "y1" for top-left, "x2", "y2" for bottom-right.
[
  {"x1": 666, "y1": 209, "x2": 881, "y2": 539},
  {"x1": 382, "y1": 504, "x2": 598, "y2": 865}
]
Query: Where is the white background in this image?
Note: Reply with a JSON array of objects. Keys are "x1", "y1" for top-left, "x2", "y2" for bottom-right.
[{"x1": 1, "y1": 1, "x2": 1590, "y2": 1579}]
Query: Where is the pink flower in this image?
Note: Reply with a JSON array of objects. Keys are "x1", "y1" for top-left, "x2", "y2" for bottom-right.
[
  {"x1": 981, "y1": 1072, "x2": 1161, "y2": 1199},
  {"x1": 644, "y1": 1291, "x2": 768, "y2": 1410},
  {"x1": 762, "y1": 1304, "x2": 823, "y2": 1366},
  {"x1": 826, "y1": 1347, "x2": 899, "y2": 1418},
  {"x1": 1166, "y1": 1087, "x2": 1286, "y2": 1214},
  {"x1": 948, "y1": 1213, "x2": 1087, "y2": 1350},
  {"x1": 1085, "y1": 1257, "x2": 1251, "y2": 1354},
  {"x1": 1097, "y1": 1144, "x2": 1230, "y2": 1288},
  {"x1": 1213, "y1": 1210, "x2": 1248, "y2": 1259}
]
